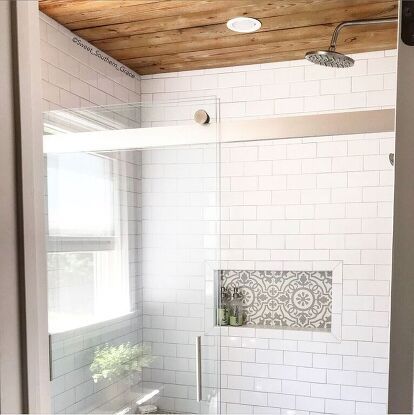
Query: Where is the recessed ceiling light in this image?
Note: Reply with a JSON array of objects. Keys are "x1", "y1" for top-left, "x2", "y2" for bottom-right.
[{"x1": 226, "y1": 17, "x2": 261, "y2": 33}]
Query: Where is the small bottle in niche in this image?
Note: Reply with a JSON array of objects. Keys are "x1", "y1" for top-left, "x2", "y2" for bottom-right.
[
  {"x1": 218, "y1": 287, "x2": 230, "y2": 326},
  {"x1": 229, "y1": 287, "x2": 244, "y2": 326}
]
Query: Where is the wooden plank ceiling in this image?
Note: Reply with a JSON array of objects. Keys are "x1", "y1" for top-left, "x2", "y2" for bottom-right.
[{"x1": 39, "y1": 0, "x2": 398, "y2": 75}]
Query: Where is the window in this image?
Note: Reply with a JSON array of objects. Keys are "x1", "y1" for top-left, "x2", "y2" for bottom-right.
[{"x1": 47, "y1": 152, "x2": 130, "y2": 333}]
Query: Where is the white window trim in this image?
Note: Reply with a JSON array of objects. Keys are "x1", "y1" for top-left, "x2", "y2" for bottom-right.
[{"x1": 46, "y1": 153, "x2": 131, "y2": 334}]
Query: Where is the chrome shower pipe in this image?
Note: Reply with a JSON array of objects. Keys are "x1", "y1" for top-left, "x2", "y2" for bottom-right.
[{"x1": 328, "y1": 17, "x2": 398, "y2": 52}]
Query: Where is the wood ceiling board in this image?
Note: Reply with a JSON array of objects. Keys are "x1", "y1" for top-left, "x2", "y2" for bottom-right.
[
  {"x1": 108, "y1": 24, "x2": 339, "y2": 61},
  {"x1": 39, "y1": 0, "x2": 160, "y2": 16},
  {"x1": 71, "y1": 0, "x2": 390, "y2": 40},
  {"x1": 91, "y1": 1, "x2": 397, "y2": 53},
  {"x1": 39, "y1": 0, "x2": 398, "y2": 75},
  {"x1": 40, "y1": 0, "x2": 323, "y2": 28},
  {"x1": 124, "y1": 26, "x2": 397, "y2": 73},
  {"x1": 136, "y1": 40, "x2": 397, "y2": 75},
  {"x1": 106, "y1": 9, "x2": 397, "y2": 61},
  {"x1": 44, "y1": 1, "x2": 217, "y2": 28}
]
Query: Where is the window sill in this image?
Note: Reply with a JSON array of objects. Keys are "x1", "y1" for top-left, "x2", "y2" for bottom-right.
[{"x1": 49, "y1": 310, "x2": 139, "y2": 341}]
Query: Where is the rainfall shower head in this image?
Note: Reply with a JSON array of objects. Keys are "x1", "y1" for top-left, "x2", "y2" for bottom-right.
[
  {"x1": 305, "y1": 50, "x2": 354, "y2": 68},
  {"x1": 305, "y1": 17, "x2": 397, "y2": 68}
]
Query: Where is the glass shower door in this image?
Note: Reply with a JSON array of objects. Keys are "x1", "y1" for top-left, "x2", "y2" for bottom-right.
[
  {"x1": 139, "y1": 138, "x2": 221, "y2": 414},
  {"x1": 217, "y1": 129, "x2": 394, "y2": 415},
  {"x1": 44, "y1": 98, "x2": 221, "y2": 414}
]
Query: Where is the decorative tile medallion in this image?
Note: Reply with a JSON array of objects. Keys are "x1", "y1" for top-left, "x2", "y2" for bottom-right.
[{"x1": 220, "y1": 270, "x2": 332, "y2": 330}]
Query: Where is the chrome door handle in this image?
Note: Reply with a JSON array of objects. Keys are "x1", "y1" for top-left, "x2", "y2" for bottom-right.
[
  {"x1": 49, "y1": 334, "x2": 53, "y2": 381},
  {"x1": 196, "y1": 336, "x2": 202, "y2": 402}
]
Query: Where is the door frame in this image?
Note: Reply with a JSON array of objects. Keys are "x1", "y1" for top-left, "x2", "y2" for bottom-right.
[
  {"x1": 0, "y1": 1, "x2": 50, "y2": 413},
  {"x1": 388, "y1": 1, "x2": 414, "y2": 412},
  {"x1": 2, "y1": 0, "x2": 413, "y2": 412}
]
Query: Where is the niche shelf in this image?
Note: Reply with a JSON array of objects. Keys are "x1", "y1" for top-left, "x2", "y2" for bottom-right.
[{"x1": 217, "y1": 269, "x2": 332, "y2": 331}]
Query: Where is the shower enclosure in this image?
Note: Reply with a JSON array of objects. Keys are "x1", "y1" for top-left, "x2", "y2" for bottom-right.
[
  {"x1": 44, "y1": 98, "x2": 221, "y2": 414},
  {"x1": 44, "y1": 98, "x2": 395, "y2": 414}
]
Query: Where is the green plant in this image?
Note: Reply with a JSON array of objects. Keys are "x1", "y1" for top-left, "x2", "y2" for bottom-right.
[{"x1": 90, "y1": 342, "x2": 153, "y2": 383}]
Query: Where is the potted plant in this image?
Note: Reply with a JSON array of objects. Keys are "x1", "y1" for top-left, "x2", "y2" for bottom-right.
[{"x1": 90, "y1": 342, "x2": 153, "y2": 384}]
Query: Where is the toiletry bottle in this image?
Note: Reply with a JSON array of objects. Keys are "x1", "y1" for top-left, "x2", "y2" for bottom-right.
[
  {"x1": 218, "y1": 287, "x2": 230, "y2": 326},
  {"x1": 229, "y1": 287, "x2": 244, "y2": 326}
]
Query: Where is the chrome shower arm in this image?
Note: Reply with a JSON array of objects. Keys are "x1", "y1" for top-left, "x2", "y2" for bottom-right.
[{"x1": 329, "y1": 17, "x2": 398, "y2": 51}]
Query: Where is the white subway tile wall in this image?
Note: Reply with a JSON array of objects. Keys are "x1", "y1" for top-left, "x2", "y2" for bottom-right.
[
  {"x1": 40, "y1": 13, "x2": 144, "y2": 414},
  {"x1": 140, "y1": 51, "x2": 396, "y2": 415},
  {"x1": 139, "y1": 141, "x2": 221, "y2": 414},
  {"x1": 216, "y1": 133, "x2": 393, "y2": 415},
  {"x1": 40, "y1": 12, "x2": 140, "y2": 118},
  {"x1": 46, "y1": 150, "x2": 143, "y2": 414},
  {"x1": 140, "y1": 133, "x2": 394, "y2": 414},
  {"x1": 140, "y1": 50, "x2": 397, "y2": 126}
]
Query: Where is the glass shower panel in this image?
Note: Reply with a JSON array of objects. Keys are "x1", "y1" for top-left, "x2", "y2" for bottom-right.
[
  {"x1": 44, "y1": 98, "x2": 221, "y2": 414},
  {"x1": 139, "y1": 141, "x2": 220, "y2": 414},
  {"x1": 217, "y1": 131, "x2": 394, "y2": 415}
]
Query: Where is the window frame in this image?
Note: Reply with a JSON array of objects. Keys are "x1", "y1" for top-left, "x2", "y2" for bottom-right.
[{"x1": 46, "y1": 151, "x2": 131, "y2": 334}]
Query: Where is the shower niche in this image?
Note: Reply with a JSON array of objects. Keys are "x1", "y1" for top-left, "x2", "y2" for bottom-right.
[{"x1": 217, "y1": 270, "x2": 333, "y2": 330}]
